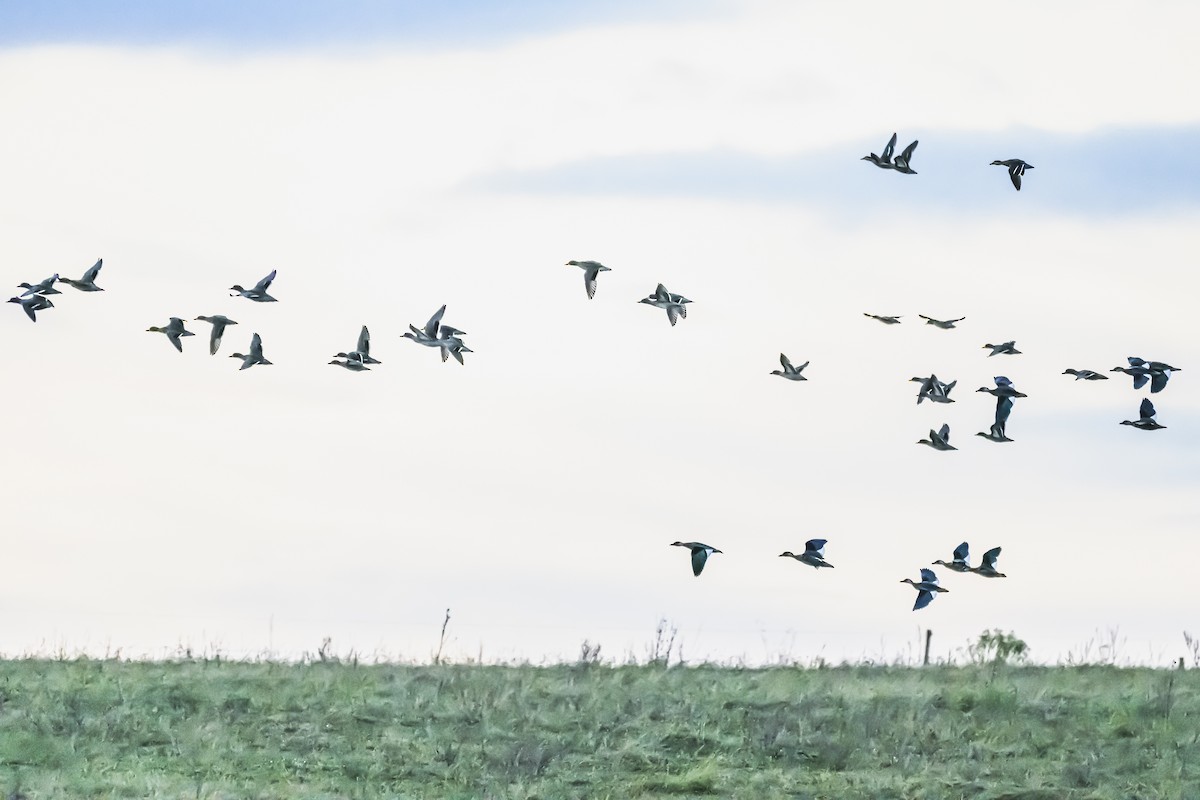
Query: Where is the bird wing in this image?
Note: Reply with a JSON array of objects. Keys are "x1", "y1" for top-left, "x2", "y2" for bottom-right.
[
  {"x1": 913, "y1": 590, "x2": 934, "y2": 611},
  {"x1": 981, "y1": 547, "x2": 1001, "y2": 569},
  {"x1": 691, "y1": 547, "x2": 708, "y2": 576},
  {"x1": 1008, "y1": 165, "x2": 1022, "y2": 190},
  {"x1": 994, "y1": 375, "x2": 1012, "y2": 387},
  {"x1": 780, "y1": 353, "x2": 793, "y2": 371},
  {"x1": 882, "y1": 133, "x2": 897, "y2": 162},
  {"x1": 1150, "y1": 371, "x2": 1168, "y2": 393},
  {"x1": 805, "y1": 539, "x2": 827, "y2": 558},
  {"x1": 167, "y1": 331, "x2": 183, "y2": 352},
  {"x1": 919, "y1": 567, "x2": 939, "y2": 584},
  {"x1": 84, "y1": 259, "x2": 103, "y2": 282},
  {"x1": 666, "y1": 305, "x2": 679, "y2": 326},
  {"x1": 899, "y1": 140, "x2": 918, "y2": 161},
  {"x1": 425, "y1": 304, "x2": 447, "y2": 337},
  {"x1": 1133, "y1": 373, "x2": 1150, "y2": 391},
  {"x1": 252, "y1": 269, "x2": 276, "y2": 293},
  {"x1": 995, "y1": 396, "x2": 1013, "y2": 427},
  {"x1": 952, "y1": 542, "x2": 970, "y2": 563},
  {"x1": 208, "y1": 322, "x2": 225, "y2": 355},
  {"x1": 249, "y1": 333, "x2": 264, "y2": 359},
  {"x1": 584, "y1": 270, "x2": 598, "y2": 299},
  {"x1": 1139, "y1": 398, "x2": 1156, "y2": 419},
  {"x1": 357, "y1": 326, "x2": 371, "y2": 355},
  {"x1": 937, "y1": 423, "x2": 951, "y2": 443}
]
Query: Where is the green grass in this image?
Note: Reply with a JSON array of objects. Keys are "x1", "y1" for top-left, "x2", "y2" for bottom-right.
[{"x1": 0, "y1": 658, "x2": 1198, "y2": 798}]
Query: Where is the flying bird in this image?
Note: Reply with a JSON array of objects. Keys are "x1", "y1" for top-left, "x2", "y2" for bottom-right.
[
  {"x1": 402, "y1": 305, "x2": 471, "y2": 364},
  {"x1": 146, "y1": 317, "x2": 195, "y2": 352},
  {"x1": 991, "y1": 159, "x2": 1033, "y2": 191},
  {"x1": 639, "y1": 284, "x2": 691, "y2": 326},
  {"x1": 864, "y1": 313, "x2": 902, "y2": 325},
  {"x1": 901, "y1": 568, "x2": 948, "y2": 610},
  {"x1": 917, "y1": 423, "x2": 956, "y2": 451},
  {"x1": 1063, "y1": 369, "x2": 1108, "y2": 381},
  {"x1": 229, "y1": 269, "x2": 278, "y2": 302},
  {"x1": 17, "y1": 273, "x2": 60, "y2": 297},
  {"x1": 230, "y1": 332, "x2": 273, "y2": 370},
  {"x1": 7, "y1": 295, "x2": 54, "y2": 322},
  {"x1": 983, "y1": 341, "x2": 1022, "y2": 357},
  {"x1": 779, "y1": 539, "x2": 834, "y2": 569},
  {"x1": 194, "y1": 315, "x2": 238, "y2": 355},
  {"x1": 919, "y1": 315, "x2": 965, "y2": 329},
  {"x1": 976, "y1": 395, "x2": 1015, "y2": 443},
  {"x1": 566, "y1": 260, "x2": 611, "y2": 300},
  {"x1": 330, "y1": 353, "x2": 370, "y2": 371},
  {"x1": 1125, "y1": 357, "x2": 1180, "y2": 394},
  {"x1": 771, "y1": 353, "x2": 809, "y2": 381},
  {"x1": 911, "y1": 374, "x2": 955, "y2": 405},
  {"x1": 58, "y1": 259, "x2": 104, "y2": 292},
  {"x1": 337, "y1": 325, "x2": 381, "y2": 365},
  {"x1": 671, "y1": 541, "x2": 722, "y2": 576},
  {"x1": 1120, "y1": 398, "x2": 1165, "y2": 430},
  {"x1": 970, "y1": 547, "x2": 1007, "y2": 578},
  {"x1": 861, "y1": 132, "x2": 898, "y2": 169},
  {"x1": 933, "y1": 542, "x2": 973, "y2": 573}
]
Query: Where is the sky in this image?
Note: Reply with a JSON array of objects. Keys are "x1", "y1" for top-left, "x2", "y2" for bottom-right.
[{"x1": 2, "y1": 0, "x2": 1199, "y2": 667}]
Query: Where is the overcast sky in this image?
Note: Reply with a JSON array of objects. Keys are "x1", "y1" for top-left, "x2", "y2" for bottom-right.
[{"x1": 2, "y1": 0, "x2": 1198, "y2": 666}]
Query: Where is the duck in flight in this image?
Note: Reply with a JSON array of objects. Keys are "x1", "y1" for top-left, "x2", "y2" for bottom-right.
[
  {"x1": 976, "y1": 395, "x2": 1015, "y2": 443},
  {"x1": 17, "y1": 273, "x2": 60, "y2": 297},
  {"x1": 771, "y1": 353, "x2": 809, "y2": 381},
  {"x1": 901, "y1": 568, "x2": 948, "y2": 610},
  {"x1": 933, "y1": 542, "x2": 973, "y2": 573},
  {"x1": 861, "y1": 132, "x2": 898, "y2": 168},
  {"x1": 911, "y1": 374, "x2": 955, "y2": 405},
  {"x1": 147, "y1": 317, "x2": 195, "y2": 352},
  {"x1": 919, "y1": 315, "x2": 965, "y2": 329},
  {"x1": 639, "y1": 284, "x2": 691, "y2": 326},
  {"x1": 971, "y1": 547, "x2": 1006, "y2": 578},
  {"x1": 330, "y1": 353, "x2": 370, "y2": 371},
  {"x1": 892, "y1": 140, "x2": 919, "y2": 174},
  {"x1": 230, "y1": 269, "x2": 278, "y2": 302},
  {"x1": 864, "y1": 313, "x2": 902, "y2": 325},
  {"x1": 779, "y1": 539, "x2": 833, "y2": 569},
  {"x1": 1124, "y1": 357, "x2": 1180, "y2": 394},
  {"x1": 7, "y1": 294, "x2": 54, "y2": 322},
  {"x1": 566, "y1": 260, "x2": 611, "y2": 300},
  {"x1": 194, "y1": 315, "x2": 238, "y2": 355},
  {"x1": 1063, "y1": 368, "x2": 1108, "y2": 381},
  {"x1": 671, "y1": 541, "x2": 722, "y2": 576},
  {"x1": 59, "y1": 259, "x2": 104, "y2": 292},
  {"x1": 402, "y1": 305, "x2": 471, "y2": 364},
  {"x1": 991, "y1": 159, "x2": 1033, "y2": 191},
  {"x1": 983, "y1": 341, "x2": 1022, "y2": 357},
  {"x1": 917, "y1": 423, "x2": 956, "y2": 451},
  {"x1": 1120, "y1": 398, "x2": 1165, "y2": 430},
  {"x1": 337, "y1": 325, "x2": 381, "y2": 365},
  {"x1": 230, "y1": 332, "x2": 273, "y2": 370}
]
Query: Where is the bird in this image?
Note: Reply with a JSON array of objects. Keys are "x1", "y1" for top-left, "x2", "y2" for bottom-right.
[
  {"x1": 566, "y1": 260, "x2": 611, "y2": 300},
  {"x1": 230, "y1": 332, "x2": 272, "y2": 370},
  {"x1": 864, "y1": 313, "x2": 902, "y2": 325},
  {"x1": 229, "y1": 269, "x2": 278, "y2": 302},
  {"x1": 1063, "y1": 368, "x2": 1108, "y2": 381},
  {"x1": 1110, "y1": 364, "x2": 1153, "y2": 391},
  {"x1": 7, "y1": 295, "x2": 54, "y2": 322},
  {"x1": 970, "y1": 547, "x2": 1007, "y2": 578},
  {"x1": 901, "y1": 568, "x2": 948, "y2": 610},
  {"x1": 771, "y1": 353, "x2": 808, "y2": 381},
  {"x1": 976, "y1": 376, "x2": 1027, "y2": 398},
  {"x1": 194, "y1": 315, "x2": 238, "y2": 355},
  {"x1": 976, "y1": 395, "x2": 1015, "y2": 443},
  {"x1": 639, "y1": 284, "x2": 691, "y2": 326},
  {"x1": 861, "y1": 132, "x2": 898, "y2": 169},
  {"x1": 58, "y1": 259, "x2": 104, "y2": 292},
  {"x1": 1120, "y1": 398, "x2": 1165, "y2": 430},
  {"x1": 911, "y1": 374, "x2": 955, "y2": 405},
  {"x1": 146, "y1": 317, "x2": 195, "y2": 352},
  {"x1": 891, "y1": 140, "x2": 919, "y2": 174},
  {"x1": 1126, "y1": 357, "x2": 1180, "y2": 394},
  {"x1": 402, "y1": 305, "x2": 471, "y2": 363},
  {"x1": 779, "y1": 539, "x2": 834, "y2": 569},
  {"x1": 670, "y1": 541, "x2": 722, "y2": 576},
  {"x1": 330, "y1": 354, "x2": 370, "y2": 371},
  {"x1": 991, "y1": 159, "x2": 1033, "y2": 191},
  {"x1": 17, "y1": 273, "x2": 60, "y2": 297},
  {"x1": 917, "y1": 423, "x2": 956, "y2": 451},
  {"x1": 983, "y1": 341, "x2": 1022, "y2": 356},
  {"x1": 919, "y1": 315, "x2": 965, "y2": 329},
  {"x1": 933, "y1": 542, "x2": 973, "y2": 573},
  {"x1": 338, "y1": 325, "x2": 381, "y2": 365}
]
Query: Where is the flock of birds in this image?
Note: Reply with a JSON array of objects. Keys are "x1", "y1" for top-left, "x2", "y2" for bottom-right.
[{"x1": 7, "y1": 133, "x2": 1183, "y2": 615}]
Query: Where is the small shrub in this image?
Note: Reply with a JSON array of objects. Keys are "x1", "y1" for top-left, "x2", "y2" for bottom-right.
[{"x1": 966, "y1": 630, "x2": 1029, "y2": 665}]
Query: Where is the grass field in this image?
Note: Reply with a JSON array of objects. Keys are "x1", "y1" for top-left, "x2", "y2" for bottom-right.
[{"x1": 0, "y1": 656, "x2": 1197, "y2": 799}]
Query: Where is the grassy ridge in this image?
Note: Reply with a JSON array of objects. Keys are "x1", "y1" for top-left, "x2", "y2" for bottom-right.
[{"x1": 0, "y1": 659, "x2": 1197, "y2": 798}]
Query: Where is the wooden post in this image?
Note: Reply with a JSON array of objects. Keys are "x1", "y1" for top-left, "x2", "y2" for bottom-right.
[{"x1": 923, "y1": 629, "x2": 932, "y2": 666}]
